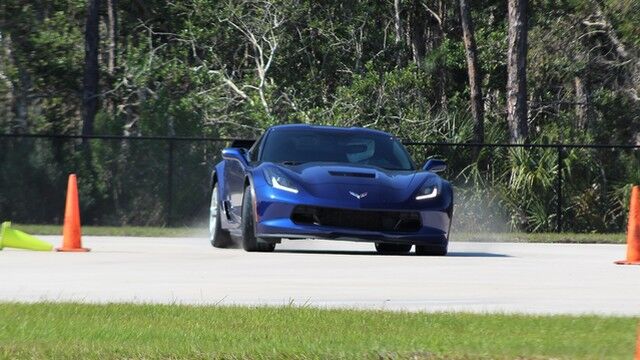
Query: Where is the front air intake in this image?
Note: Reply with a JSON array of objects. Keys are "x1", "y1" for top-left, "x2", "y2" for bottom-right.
[
  {"x1": 328, "y1": 171, "x2": 375, "y2": 178},
  {"x1": 291, "y1": 205, "x2": 421, "y2": 232}
]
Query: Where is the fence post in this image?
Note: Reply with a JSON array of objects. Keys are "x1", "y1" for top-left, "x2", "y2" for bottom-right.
[
  {"x1": 556, "y1": 145, "x2": 563, "y2": 232},
  {"x1": 167, "y1": 139, "x2": 174, "y2": 226}
]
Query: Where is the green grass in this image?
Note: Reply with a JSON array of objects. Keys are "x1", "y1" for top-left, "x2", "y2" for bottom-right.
[
  {"x1": 12, "y1": 223, "x2": 627, "y2": 243},
  {"x1": 12, "y1": 224, "x2": 207, "y2": 237},
  {"x1": 452, "y1": 232, "x2": 627, "y2": 244},
  {"x1": 0, "y1": 303, "x2": 636, "y2": 359}
]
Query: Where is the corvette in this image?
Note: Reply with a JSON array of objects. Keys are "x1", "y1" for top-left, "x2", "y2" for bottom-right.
[{"x1": 209, "y1": 124, "x2": 453, "y2": 255}]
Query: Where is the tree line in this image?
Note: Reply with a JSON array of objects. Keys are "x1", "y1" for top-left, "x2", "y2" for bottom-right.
[
  {"x1": 1, "y1": 0, "x2": 639, "y2": 143},
  {"x1": 0, "y1": 0, "x2": 639, "y2": 230}
]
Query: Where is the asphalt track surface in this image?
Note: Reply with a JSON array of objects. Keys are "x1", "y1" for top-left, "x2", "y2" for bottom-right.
[{"x1": 1, "y1": 236, "x2": 639, "y2": 315}]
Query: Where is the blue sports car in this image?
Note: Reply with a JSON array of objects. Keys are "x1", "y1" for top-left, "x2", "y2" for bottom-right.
[{"x1": 209, "y1": 124, "x2": 453, "y2": 255}]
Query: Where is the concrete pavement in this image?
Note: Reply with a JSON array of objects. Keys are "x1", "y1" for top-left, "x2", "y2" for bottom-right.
[{"x1": 1, "y1": 237, "x2": 638, "y2": 315}]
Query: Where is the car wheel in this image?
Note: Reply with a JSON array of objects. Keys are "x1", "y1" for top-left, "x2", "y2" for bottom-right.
[
  {"x1": 415, "y1": 244, "x2": 448, "y2": 256},
  {"x1": 241, "y1": 186, "x2": 275, "y2": 252},
  {"x1": 374, "y1": 243, "x2": 412, "y2": 255},
  {"x1": 210, "y1": 183, "x2": 233, "y2": 248}
]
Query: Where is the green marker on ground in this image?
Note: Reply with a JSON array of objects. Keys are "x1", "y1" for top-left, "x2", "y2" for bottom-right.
[{"x1": 0, "y1": 221, "x2": 53, "y2": 251}]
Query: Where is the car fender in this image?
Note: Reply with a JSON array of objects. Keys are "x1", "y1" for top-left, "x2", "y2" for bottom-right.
[
  {"x1": 243, "y1": 171, "x2": 260, "y2": 224},
  {"x1": 211, "y1": 161, "x2": 233, "y2": 229},
  {"x1": 211, "y1": 161, "x2": 226, "y2": 192}
]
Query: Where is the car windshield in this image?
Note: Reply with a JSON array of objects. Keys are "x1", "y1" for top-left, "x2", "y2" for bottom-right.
[{"x1": 261, "y1": 128, "x2": 414, "y2": 170}]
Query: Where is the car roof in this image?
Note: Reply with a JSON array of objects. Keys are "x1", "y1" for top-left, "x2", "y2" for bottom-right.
[{"x1": 268, "y1": 124, "x2": 393, "y2": 137}]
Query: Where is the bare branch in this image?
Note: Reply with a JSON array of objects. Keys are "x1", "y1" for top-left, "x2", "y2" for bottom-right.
[
  {"x1": 221, "y1": 1, "x2": 283, "y2": 115},
  {"x1": 422, "y1": 3, "x2": 443, "y2": 27}
]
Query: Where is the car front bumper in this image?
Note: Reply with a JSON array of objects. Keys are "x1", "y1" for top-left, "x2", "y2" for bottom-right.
[{"x1": 254, "y1": 187, "x2": 452, "y2": 245}]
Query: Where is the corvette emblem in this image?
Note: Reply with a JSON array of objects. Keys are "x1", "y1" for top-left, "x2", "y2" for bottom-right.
[{"x1": 349, "y1": 191, "x2": 368, "y2": 199}]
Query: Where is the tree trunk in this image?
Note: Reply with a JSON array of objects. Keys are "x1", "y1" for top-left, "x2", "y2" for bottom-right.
[
  {"x1": 393, "y1": 0, "x2": 402, "y2": 44},
  {"x1": 459, "y1": 0, "x2": 484, "y2": 145},
  {"x1": 409, "y1": 0, "x2": 426, "y2": 65},
  {"x1": 430, "y1": 1, "x2": 447, "y2": 109},
  {"x1": 0, "y1": 33, "x2": 11, "y2": 132},
  {"x1": 574, "y1": 75, "x2": 590, "y2": 130},
  {"x1": 104, "y1": 0, "x2": 117, "y2": 115},
  {"x1": 1, "y1": 33, "x2": 12, "y2": 126},
  {"x1": 106, "y1": 0, "x2": 117, "y2": 75},
  {"x1": 506, "y1": 0, "x2": 528, "y2": 143},
  {"x1": 12, "y1": 66, "x2": 30, "y2": 133},
  {"x1": 81, "y1": 0, "x2": 101, "y2": 217},
  {"x1": 82, "y1": 0, "x2": 100, "y2": 136}
]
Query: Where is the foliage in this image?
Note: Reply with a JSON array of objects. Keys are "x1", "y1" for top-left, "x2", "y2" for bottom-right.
[{"x1": 0, "y1": 0, "x2": 638, "y2": 230}]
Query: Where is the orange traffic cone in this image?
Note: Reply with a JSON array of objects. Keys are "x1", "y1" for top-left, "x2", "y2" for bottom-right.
[
  {"x1": 56, "y1": 174, "x2": 90, "y2": 252},
  {"x1": 616, "y1": 185, "x2": 640, "y2": 265}
]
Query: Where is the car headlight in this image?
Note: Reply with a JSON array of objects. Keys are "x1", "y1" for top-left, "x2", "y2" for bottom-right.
[
  {"x1": 264, "y1": 168, "x2": 299, "y2": 194},
  {"x1": 416, "y1": 184, "x2": 438, "y2": 200}
]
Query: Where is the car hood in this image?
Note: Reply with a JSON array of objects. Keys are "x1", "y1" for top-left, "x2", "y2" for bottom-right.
[
  {"x1": 292, "y1": 163, "x2": 416, "y2": 189},
  {"x1": 272, "y1": 162, "x2": 430, "y2": 190},
  {"x1": 257, "y1": 162, "x2": 447, "y2": 207}
]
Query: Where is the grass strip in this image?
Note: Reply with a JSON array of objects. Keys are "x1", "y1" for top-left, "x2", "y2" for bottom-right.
[
  {"x1": 0, "y1": 303, "x2": 637, "y2": 359},
  {"x1": 14, "y1": 223, "x2": 627, "y2": 244},
  {"x1": 453, "y1": 232, "x2": 626, "y2": 244},
  {"x1": 12, "y1": 224, "x2": 207, "y2": 237}
]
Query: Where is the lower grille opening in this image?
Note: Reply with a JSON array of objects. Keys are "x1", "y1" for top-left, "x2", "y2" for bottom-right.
[{"x1": 291, "y1": 205, "x2": 421, "y2": 232}]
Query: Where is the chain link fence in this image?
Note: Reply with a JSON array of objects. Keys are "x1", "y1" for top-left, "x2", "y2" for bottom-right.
[
  {"x1": 1, "y1": 134, "x2": 638, "y2": 232},
  {"x1": 0, "y1": 134, "x2": 230, "y2": 227}
]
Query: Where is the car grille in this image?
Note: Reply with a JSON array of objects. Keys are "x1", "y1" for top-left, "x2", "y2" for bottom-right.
[{"x1": 290, "y1": 205, "x2": 421, "y2": 232}]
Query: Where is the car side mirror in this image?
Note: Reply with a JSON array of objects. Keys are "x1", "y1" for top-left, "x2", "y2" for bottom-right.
[
  {"x1": 422, "y1": 159, "x2": 447, "y2": 172},
  {"x1": 222, "y1": 147, "x2": 249, "y2": 167}
]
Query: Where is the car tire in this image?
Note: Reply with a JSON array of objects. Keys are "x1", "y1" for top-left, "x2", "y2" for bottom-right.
[
  {"x1": 374, "y1": 243, "x2": 412, "y2": 255},
  {"x1": 415, "y1": 244, "x2": 448, "y2": 256},
  {"x1": 241, "y1": 186, "x2": 276, "y2": 252},
  {"x1": 210, "y1": 183, "x2": 233, "y2": 248}
]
